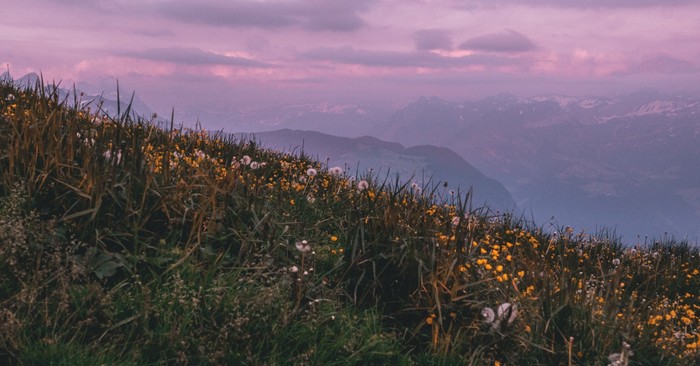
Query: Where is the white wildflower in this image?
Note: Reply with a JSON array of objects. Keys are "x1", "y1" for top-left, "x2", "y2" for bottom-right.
[
  {"x1": 357, "y1": 180, "x2": 369, "y2": 191},
  {"x1": 481, "y1": 307, "x2": 495, "y2": 324},
  {"x1": 289, "y1": 266, "x2": 299, "y2": 273},
  {"x1": 411, "y1": 182, "x2": 422, "y2": 194},
  {"x1": 497, "y1": 302, "x2": 518, "y2": 325},
  {"x1": 240, "y1": 155, "x2": 252, "y2": 166},
  {"x1": 250, "y1": 161, "x2": 260, "y2": 170},
  {"x1": 328, "y1": 166, "x2": 343, "y2": 177},
  {"x1": 612, "y1": 258, "x2": 621, "y2": 266},
  {"x1": 306, "y1": 168, "x2": 317, "y2": 177},
  {"x1": 295, "y1": 240, "x2": 311, "y2": 253}
]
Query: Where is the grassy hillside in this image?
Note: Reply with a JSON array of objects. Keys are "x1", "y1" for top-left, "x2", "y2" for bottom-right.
[{"x1": 1, "y1": 79, "x2": 699, "y2": 365}]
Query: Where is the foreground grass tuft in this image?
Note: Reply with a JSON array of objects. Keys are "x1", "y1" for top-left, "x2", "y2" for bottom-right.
[{"x1": 1, "y1": 79, "x2": 699, "y2": 365}]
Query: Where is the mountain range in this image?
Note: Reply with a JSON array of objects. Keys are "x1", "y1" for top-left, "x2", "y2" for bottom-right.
[{"x1": 375, "y1": 92, "x2": 700, "y2": 242}]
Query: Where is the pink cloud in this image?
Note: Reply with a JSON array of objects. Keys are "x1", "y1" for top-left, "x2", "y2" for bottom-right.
[{"x1": 530, "y1": 49, "x2": 627, "y2": 77}]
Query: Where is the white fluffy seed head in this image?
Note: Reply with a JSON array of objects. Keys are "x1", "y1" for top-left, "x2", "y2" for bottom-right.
[
  {"x1": 481, "y1": 307, "x2": 495, "y2": 324},
  {"x1": 357, "y1": 180, "x2": 369, "y2": 191},
  {"x1": 497, "y1": 303, "x2": 518, "y2": 325},
  {"x1": 328, "y1": 166, "x2": 343, "y2": 177},
  {"x1": 295, "y1": 240, "x2": 311, "y2": 253}
]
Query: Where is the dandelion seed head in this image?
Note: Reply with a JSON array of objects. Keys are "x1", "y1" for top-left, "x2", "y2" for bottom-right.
[
  {"x1": 411, "y1": 182, "x2": 422, "y2": 194},
  {"x1": 357, "y1": 180, "x2": 369, "y2": 191},
  {"x1": 481, "y1": 307, "x2": 495, "y2": 324},
  {"x1": 497, "y1": 302, "x2": 518, "y2": 325},
  {"x1": 295, "y1": 240, "x2": 311, "y2": 253},
  {"x1": 306, "y1": 168, "x2": 317, "y2": 177},
  {"x1": 328, "y1": 166, "x2": 343, "y2": 177},
  {"x1": 241, "y1": 155, "x2": 252, "y2": 166}
]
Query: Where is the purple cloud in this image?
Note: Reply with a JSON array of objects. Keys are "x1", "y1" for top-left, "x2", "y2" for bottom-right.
[
  {"x1": 301, "y1": 46, "x2": 519, "y2": 68},
  {"x1": 414, "y1": 29, "x2": 453, "y2": 51},
  {"x1": 471, "y1": 0, "x2": 696, "y2": 8},
  {"x1": 158, "y1": 0, "x2": 369, "y2": 32},
  {"x1": 459, "y1": 30, "x2": 536, "y2": 53},
  {"x1": 123, "y1": 47, "x2": 272, "y2": 67}
]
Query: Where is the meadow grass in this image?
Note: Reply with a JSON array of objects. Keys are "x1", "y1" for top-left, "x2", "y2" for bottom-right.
[{"x1": 1, "y1": 79, "x2": 699, "y2": 365}]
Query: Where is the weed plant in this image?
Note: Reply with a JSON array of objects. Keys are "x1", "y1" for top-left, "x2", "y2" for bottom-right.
[{"x1": 1, "y1": 78, "x2": 699, "y2": 365}]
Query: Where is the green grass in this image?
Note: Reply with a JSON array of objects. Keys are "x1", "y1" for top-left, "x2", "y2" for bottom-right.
[{"x1": 1, "y1": 78, "x2": 699, "y2": 365}]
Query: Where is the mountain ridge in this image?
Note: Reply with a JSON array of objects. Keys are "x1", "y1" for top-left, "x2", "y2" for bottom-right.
[{"x1": 242, "y1": 128, "x2": 517, "y2": 211}]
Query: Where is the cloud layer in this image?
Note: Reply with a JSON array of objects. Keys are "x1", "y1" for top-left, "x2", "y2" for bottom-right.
[
  {"x1": 158, "y1": 0, "x2": 370, "y2": 32},
  {"x1": 123, "y1": 47, "x2": 272, "y2": 67},
  {"x1": 472, "y1": 0, "x2": 697, "y2": 8},
  {"x1": 3, "y1": 0, "x2": 700, "y2": 111},
  {"x1": 414, "y1": 29, "x2": 453, "y2": 51},
  {"x1": 459, "y1": 30, "x2": 536, "y2": 53}
]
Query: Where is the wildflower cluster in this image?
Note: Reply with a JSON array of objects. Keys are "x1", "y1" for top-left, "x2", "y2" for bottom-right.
[{"x1": 644, "y1": 295, "x2": 700, "y2": 357}]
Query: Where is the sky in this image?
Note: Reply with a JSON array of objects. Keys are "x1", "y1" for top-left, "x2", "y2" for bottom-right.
[{"x1": 3, "y1": 0, "x2": 700, "y2": 116}]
